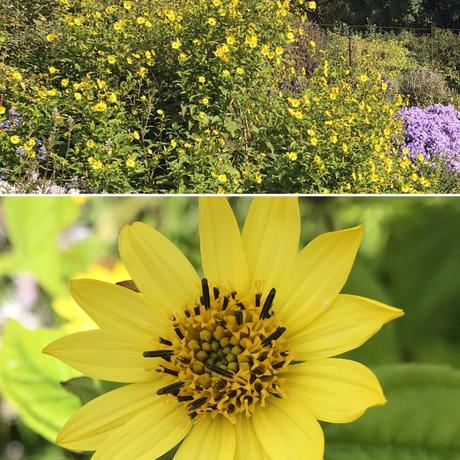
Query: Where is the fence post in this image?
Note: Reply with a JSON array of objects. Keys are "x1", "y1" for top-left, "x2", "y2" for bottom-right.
[
  {"x1": 430, "y1": 24, "x2": 435, "y2": 66},
  {"x1": 348, "y1": 31, "x2": 353, "y2": 77}
]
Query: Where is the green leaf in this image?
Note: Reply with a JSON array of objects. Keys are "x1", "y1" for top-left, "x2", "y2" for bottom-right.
[
  {"x1": 61, "y1": 377, "x2": 102, "y2": 405},
  {"x1": 223, "y1": 117, "x2": 239, "y2": 137},
  {"x1": 0, "y1": 198, "x2": 80, "y2": 296},
  {"x1": 325, "y1": 364, "x2": 460, "y2": 460},
  {"x1": 0, "y1": 321, "x2": 81, "y2": 442}
]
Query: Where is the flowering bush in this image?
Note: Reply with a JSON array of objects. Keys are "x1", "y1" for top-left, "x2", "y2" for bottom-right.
[
  {"x1": 0, "y1": 0, "x2": 443, "y2": 192},
  {"x1": 399, "y1": 104, "x2": 460, "y2": 172}
]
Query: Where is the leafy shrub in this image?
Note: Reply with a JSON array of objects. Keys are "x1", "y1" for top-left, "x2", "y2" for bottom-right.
[
  {"x1": 0, "y1": 0, "x2": 444, "y2": 193},
  {"x1": 399, "y1": 67, "x2": 451, "y2": 106}
]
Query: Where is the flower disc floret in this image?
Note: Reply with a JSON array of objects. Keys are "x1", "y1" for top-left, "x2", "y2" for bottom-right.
[{"x1": 146, "y1": 280, "x2": 290, "y2": 421}]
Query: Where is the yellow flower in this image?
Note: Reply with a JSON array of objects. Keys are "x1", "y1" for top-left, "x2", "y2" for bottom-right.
[
  {"x1": 107, "y1": 55, "x2": 117, "y2": 64},
  {"x1": 286, "y1": 151, "x2": 298, "y2": 161},
  {"x1": 245, "y1": 34, "x2": 258, "y2": 48},
  {"x1": 214, "y1": 44, "x2": 229, "y2": 59},
  {"x1": 307, "y1": 1, "x2": 317, "y2": 9},
  {"x1": 170, "y1": 139, "x2": 177, "y2": 148},
  {"x1": 12, "y1": 71, "x2": 23, "y2": 81},
  {"x1": 201, "y1": 97, "x2": 209, "y2": 106},
  {"x1": 86, "y1": 139, "x2": 97, "y2": 149},
  {"x1": 157, "y1": 109, "x2": 165, "y2": 116},
  {"x1": 123, "y1": 0, "x2": 133, "y2": 10},
  {"x1": 288, "y1": 98, "x2": 301, "y2": 108},
  {"x1": 226, "y1": 35, "x2": 236, "y2": 45},
  {"x1": 46, "y1": 33, "x2": 58, "y2": 42},
  {"x1": 217, "y1": 174, "x2": 227, "y2": 183},
  {"x1": 310, "y1": 137, "x2": 318, "y2": 146},
  {"x1": 286, "y1": 31, "x2": 295, "y2": 43},
  {"x1": 255, "y1": 172, "x2": 262, "y2": 184},
  {"x1": 93, "y1": 101, "x2": 107, "y2": 112},
  {"x1": 136, "y1": 16, "x2": 146, "y2": 25},
  {"x1": 44, "y1": 197, "x2": 403, "y2": 460},
  {"x1": 358, "y1": 74, "x2": 369, "y2": 83},
  {"x1": 61, "y1": 78, "x2": 70, "y2": 88},
  {"x1": 137, "y1": 67, "x2": 148, "y2": 78},
  {"x1": 10, "y1": 135, "x2": 21, "y2": 145},
  {"x1": 171, "y1": 39, "x2": 182, "y2": 50},
  {"x1": 108, "y1": 93, "x2": 117, "y2": 103},
  {"x1": 197, "y1": 75, "x2": 206, "y2": 84},
  {"x1": 309, "y1": 40, "x2": 316, "y2": 48},
  {"x1": 0, "y1": 106, "x2": 6, "y2": 115},
  {"x1": 131, "y1": 131, "x2": 141, "y2": 141},
  {"x1": 208, "y1": 17, "x2": 217, "y2": 26},
  {"x1": 126, "y1": 156, "x2": 136, "y2": 168},
  {"x1": 73, "y1": 17, "x2": 84, "y2": 26},
  {"x1": 74, "y1": 92, "x2": 82, "y2": 100},
  {"x1": 113, "y1": 20, "x2": 125, "y2": 31},
  {"x1": 97, "y1": 79, "x2": 107, "y2": 90},
  {"x1": 236, "y1": 67, "x2": 244, "y2": 75},
  {"x1": 88, "y1": 157, "x2": 103, "y2": 170},
  {"x1": 47, "y1": 88, "x2": 58, "y2": 97}
]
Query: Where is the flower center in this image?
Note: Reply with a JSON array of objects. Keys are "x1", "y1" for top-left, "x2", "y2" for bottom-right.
[{"x1": 143, "y1": 279, "x2": 292, "y2": 422}]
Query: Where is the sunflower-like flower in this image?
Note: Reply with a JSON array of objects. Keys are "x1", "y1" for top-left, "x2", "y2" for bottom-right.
[{"x1": 44, "y1": 197, "x2": 404, "y2": 459}]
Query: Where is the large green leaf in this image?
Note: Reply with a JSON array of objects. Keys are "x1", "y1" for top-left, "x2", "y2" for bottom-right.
[
  {"x1": 0, "y1": 198, "x2": 80, "y2": 296},
  {"x1": 0, "y1": 321, "x2": 81, "y2": 442},
  {"x1": 325, "y1": 364, "x2": 460, "y2": 460}
]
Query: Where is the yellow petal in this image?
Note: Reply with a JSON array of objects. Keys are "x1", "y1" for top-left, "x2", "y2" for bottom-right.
[
  {"x1": 43, "y1": 330, "x2": 155, "y2": 383},
  {"x1": 57, "y1": 383, "x2": 161, "y2": 450},
  {"x1": 92, "y1": 397, "x2": 191, "y2": 460},
  {"x1": 242, "y1": 197, "x2": 300, "y2": 295},
  {"x1": 199, "y1": 197, "x2": 248, "y2": 293},
  {"x1": 285, "y1": 358, "x2": 386, "y2": 423},
  {"x1": 252, "y1": 396, "x2": 324, "y2": 460},
  {"x1": 234, "y1": 415, "x2": 270, "y2": 460},
  {"x1": 70, "y1": 279, "x2": 167, "y2": 337},
  {"x1": 277, "y1": 226, "x2": 363, "y2": 334},
  {"x1": 288, "y1": 294, "x2": 404, "y2": 360},
  {"x1": 119, "y1": 222, "x2": 200, "y2": 316},
  {"x1": 175, "y1": 416, "x2": 236, "y2": 460}
]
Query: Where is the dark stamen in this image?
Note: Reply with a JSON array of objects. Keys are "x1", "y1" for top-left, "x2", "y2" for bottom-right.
[
  {"x1": 184, "y1": 309, "x2": 191, "y2": 318},
  {"x1": 213, "y1": 287, "x2": 220, "y2": 300},
  {"x1": 206, "y1": 362, "x2": 234, "y2": 378},
  {"x1": 178, "y1": 356, "x2": 191, "y2": 364},
  {"x1": 201, "y1": 278, "x2": 210, "y2": 310},
  {"x1": 159, "y1": 337, "x2": 172, "y2": 346},
  {"x1": 189, "y1": 411, "x2": 197, "y2": 420},
  {"x1": 222, "y1": 296, "x2": 229, "y2": 310},
  {"x1": 194, "y1": 305, "x2": 200, "y2": 316},
  {"x1": 157, "y1": 381, "x2": 185, "y2": 395},
  {"x1": 178, "y1": 395, "x2": 194, "y2": 402},
  {"x1": 237, "y1": 302, "x2": 245, "y2": 309},
  {"x1": 174, "y1": 326, "x2": 184, "y2": 340},
  {"x1": 273, "y1": 361, "x2": 285, "y2": 369},
  {"x1": 235, "y1": 309, "x2": 243, "y2": 326},
  {"x1": 260, "y1": 288, "x2": 276, "y2": 319},
  {"x1": 262, "y1": 326, "x2": 286, "y2": 346},
  {"x1": 143, "y1": 349, "x2": 173, "y2": 358},
  {"x1": 188, "y1": 396, "x2": 207, "y2": 411},
  {"x1": 216, "y1": 318, "x2": 227, "y2": 327},
  {"x1": 231, "y1": 291, "x2": 237, "y2": 299},
  {"x1": 255, "y1": 293, "x2": 261, "y2": 307},
  {"x1": 161, "y1": 366, "x2": 179, "y2": 376}
]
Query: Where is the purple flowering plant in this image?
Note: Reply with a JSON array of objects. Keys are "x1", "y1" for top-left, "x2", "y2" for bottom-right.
[{"x1": 398, "y1": 104, "x2": 460, "y2": 172}]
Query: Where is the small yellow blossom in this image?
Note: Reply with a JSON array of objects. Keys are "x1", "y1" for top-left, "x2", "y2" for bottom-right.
[
  {"x1": 93, "y1": 101, "x2": 107, "y2": 112},
  {"x1": 208, "y1": 18, "x2": 217, "y2": 26},
  {"x1": 217, "y1": 174, "x2": 227, "y2": 183},
  {"x1": 46, "y1": 34, "x2": 58, "y2": 42},
  {"x1": 171, "y1": 39, "x2": 182, "y2": 50},
  {"x1": 126, "y1": 156, "x2": 136, "y2": 168},
  {"x1": 286, "y1": 152, "x2": 298, "y2": 161},
  {"x1": 131, "y1": 131, "x2": 141, "y2": 141},
  {"x1": 107, "y1": 55, "x2": 117, "y2": 64},
  {"x1": 10, "y1": 135, "x2": 21, "y2": 145}
]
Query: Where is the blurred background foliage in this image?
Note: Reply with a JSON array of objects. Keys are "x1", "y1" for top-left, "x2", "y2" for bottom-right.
[{"x1": 0, "y1": 196, "x2": 459, "y2": 459}]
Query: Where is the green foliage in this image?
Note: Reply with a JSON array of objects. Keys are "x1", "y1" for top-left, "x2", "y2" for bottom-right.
[
  {"x1": 0, "y1": 0, "x2": 445, "y2": 192},
  {"x1": 0, "y1": 321, "x2": 80, "y2": 442},
  {"x1": 325, "y1": 364, "x2": 460, "y2": 460},
  {"x1": 0, "y1": 198, "x2": 104, "y2": 296}
]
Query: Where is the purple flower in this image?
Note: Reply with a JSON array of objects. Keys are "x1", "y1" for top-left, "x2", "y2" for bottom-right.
[{"x1": 398, "y1": 104, "x2": 460, "y2": 172}]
